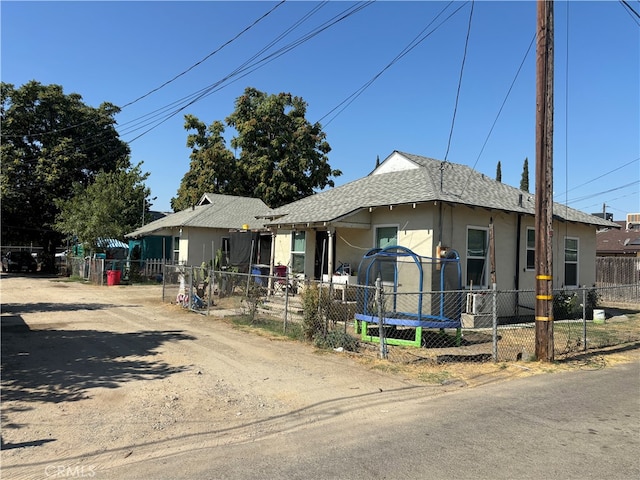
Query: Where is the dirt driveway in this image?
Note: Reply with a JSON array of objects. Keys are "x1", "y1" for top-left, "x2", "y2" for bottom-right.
[{"x1": 1, "y1": 276, "x2": 637, "y2": 479}]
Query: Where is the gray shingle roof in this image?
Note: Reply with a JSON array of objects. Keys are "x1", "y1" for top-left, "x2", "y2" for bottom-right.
[
  {"x1": 264, "y1": 151, "x2": 618, "y2": 228},
  {"x1": 126, "y1": 194, "x2": 272, "y2": 238}
]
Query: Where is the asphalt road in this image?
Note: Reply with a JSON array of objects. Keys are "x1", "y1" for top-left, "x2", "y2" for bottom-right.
[{"x1": 108, "y1": 359, "x2": 639, "y2": 480}]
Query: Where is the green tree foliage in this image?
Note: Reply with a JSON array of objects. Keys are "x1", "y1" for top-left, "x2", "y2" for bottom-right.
[
  {"x1": 54, "y1": 163, "x2": 149, "y2": 251},
  {"x1": 171, "y1": 116, "x2": 236, "y2": 211},
  {"x1": 173, "y1": 87, "x2": 341, "y2": 210},
  {"x1": 227, "y1": 88, "x2": 340, "y2": 208},
  {"x1": 1, "y1": 81, "x2": 130, "y2": 257},
  {"x1": 496, "y1": 161, "x2": 502, "y2": 182},
  {"x1": 520, "y1": 157, "x2": 530, "y2": 192}
]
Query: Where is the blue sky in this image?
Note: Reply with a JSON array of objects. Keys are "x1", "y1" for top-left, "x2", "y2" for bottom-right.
[{"x1": 2, "y1": 1, "x2": 639, "y2": 219}]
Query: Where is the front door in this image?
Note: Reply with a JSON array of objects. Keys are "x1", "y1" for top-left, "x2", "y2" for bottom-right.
[{"x1": 314, "y1": 231, "x2": 336, "y2": 280}]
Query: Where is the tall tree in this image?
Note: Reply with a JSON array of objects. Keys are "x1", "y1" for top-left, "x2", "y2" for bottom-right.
[
  {"x1": 496, "y1": 161, "x2": 502, "y2": 182},
  {"x1": 171, "y1": 116, "x2": 236, "y2": 211},
  {"x1": 225, "y1": 87, "x2": 341, "y2": 208},
  {"x1": 1, "y1": 81, "x2": 130, "y2": 259},
  {"x1": 54, "y1": 163, "x2": 149, "y2": 251},
  {"x1": 520, "y1": 157, "x2": 530, "y2": 192}
]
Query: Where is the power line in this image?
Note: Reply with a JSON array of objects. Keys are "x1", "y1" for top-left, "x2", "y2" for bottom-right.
[
  {"x1": 1, "y1": 2, "x2": 287, "y2": 141},
  {"x1": 443, "y1": 0, "x2": 474, "y2": 163},
  {"x1": 121, "y1": 1, "x2": 374, "y2": 144},
  {"x1": 564, "y1": 180, "x2": 639, "y2": 204},
  {"x1": 317, "y1": 1, "x2": 467, "y2": 127},
  {"x1": 553, "y1": 157, "x2": 640, "y2": 198},
  {"x1": 457, "y1": 33, "x2": 536, "y2": 197},
  {"x1": 578, "y1": 190, "x2": 639, "y2": 213},
  {"x1": 5, "y1": 2, "x2": 370, "y2": 168},
  {"x1": 119, "y1": 1, "x2": 287, "y2": 110},
  {"x1": 619, "y1": 0, "x2": 640, "y2": 25}
]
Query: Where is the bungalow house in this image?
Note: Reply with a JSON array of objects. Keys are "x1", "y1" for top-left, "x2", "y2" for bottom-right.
[
  {"x1": 125, "y1": 193, "x2": 273, "y2": 270},
  {"x1": 260, "y1": 151, "x2": 618, "y2": 319}
]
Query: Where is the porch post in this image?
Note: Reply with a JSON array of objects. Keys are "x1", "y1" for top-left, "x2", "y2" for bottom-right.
[
  {"x1": 327, "y1": 229, "x2": 335, "y2": 281},
  {"x1": 268, "y1": 230, "x2": 276, "y2": 295}
]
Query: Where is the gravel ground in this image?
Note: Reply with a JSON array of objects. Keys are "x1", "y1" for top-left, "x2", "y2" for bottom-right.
[{"x1": 2, "y1": 275, "x2": 638, "y2": 479}]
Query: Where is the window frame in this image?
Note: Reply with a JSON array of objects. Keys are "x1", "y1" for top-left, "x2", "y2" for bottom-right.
[
  {"x1": 290, "y1": 231, "x2": 306, "y2": 274},
  {"x1": 173, "y1": 236, "x2": 180, "y2": 264},
  {"x1": 466, "y1": 226, "x2": 489, "y2": 289},
  {"x1": 374, "y1": 225, "x2": 398, "y2": 283},
  {"x1": 564, "y1": 236, "x2": 579, "y2": 287},
  {"x1": 526, "y1": 227, "x2": 536, "y2": 271}
]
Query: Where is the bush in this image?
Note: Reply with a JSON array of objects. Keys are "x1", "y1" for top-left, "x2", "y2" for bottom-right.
[
  {"x1": 314, "y1": 330, "x2": 359, "y2": 352},
  {"x1": 301, "y1": 283, "x2": 333, "y2": 341},
  {"x1": 553, "y1": 289, "x2": 600, "y2": 320}
]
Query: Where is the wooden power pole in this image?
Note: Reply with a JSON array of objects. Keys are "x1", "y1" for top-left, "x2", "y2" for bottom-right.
[{"x1": 535, "y1": 0, "x2": 554, "y2": 362}]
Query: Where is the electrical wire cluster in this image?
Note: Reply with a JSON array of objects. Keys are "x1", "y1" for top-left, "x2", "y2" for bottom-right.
[{"x1": 3, "y1": 0, "x2": 637, "y2": 213}]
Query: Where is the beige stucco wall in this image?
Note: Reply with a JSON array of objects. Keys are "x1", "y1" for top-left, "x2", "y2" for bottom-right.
[
  {"x1": 269, "y1": 203, "x2": 599, "y2": 293},
  {"x1": 518, "y1": 217, "x2": 597, "y2": 290},
  {"x1": 176, "y1": 227, "x2": 230, "y2": 266}
]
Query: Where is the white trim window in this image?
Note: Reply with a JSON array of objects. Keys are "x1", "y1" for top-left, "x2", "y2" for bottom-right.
[
  {"x1": 526, "y1": 227, "x2": 535, "y2": 270},
  {"x1": 466, "y1": 227, "x2": 488, "y2": 288},
  {"x1": 291, "y1": 231, "x2": 306, "y2": 274},
  {"x1": 173, "y1": 236, "x2": 180, "y2": 264},
  {"x1": 564, "y1": 237, "x2": 579, "y2": 287}
]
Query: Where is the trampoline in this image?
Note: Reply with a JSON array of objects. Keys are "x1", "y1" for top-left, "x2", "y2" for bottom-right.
[{"x1": 354, "y1": 245, "x2": 463, "y2": 347}]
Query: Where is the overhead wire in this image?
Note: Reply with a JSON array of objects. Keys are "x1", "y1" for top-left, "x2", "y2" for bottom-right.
[
  {"x1": 7, "y1": 1, "x2": 371, "y2": 169},
  {"x1": 443, "y1": 0, "x2": 474, "y2": 163},
  {"x1": 3, "y1": 1, "x2": 287, "y2": 141},
  {"x1": 111, "y1": 1, "x2": 332, "y2": 138},
  {"x1": 317, "y1": 1, "x2": 466, "y2": 127},
  {"x1": 553, "y1": 157, "x2": 640, "y2": 198},
  {"x1": 619, "y1": 0, "x2": 640, "y2": 25},
  {"x1": 563, "y1": 0, "x2": 571, "y2": 239},
  {"x1": 456, "y1": 34, "x2": 536, "y2": 198},
  {"x1": 122, "y1": 1, "x2": 374, "y2": 144},
  {"x1": 564, "y1": 180, "x2": 639, "y2": 205},
  {"x1": 578, "y1": 189, "x2": 639, "y2": 213},
  {"x1": 119, "y1": 0, "x2": 287, "y2": 109}
]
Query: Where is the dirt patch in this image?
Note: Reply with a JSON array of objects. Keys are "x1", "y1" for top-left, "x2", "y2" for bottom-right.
[{"x1": 1, "y1": 275, "x2": 638, "y2": 478}]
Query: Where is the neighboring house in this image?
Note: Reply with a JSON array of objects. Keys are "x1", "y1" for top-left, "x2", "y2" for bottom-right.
[
  {"x1": 125, "y1": 193, "x2": 273, "y2": 270},
  {"x1": 261, "y1": 151, "x2": 618, "y2": 298},
  {"x1": 596, "y1": 220, "x2": 640, "y2": 257}
]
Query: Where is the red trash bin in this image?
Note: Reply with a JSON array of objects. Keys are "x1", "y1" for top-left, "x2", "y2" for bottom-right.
[{"x1": 107, "y1": 270, "x2": 121, "y2": 286}]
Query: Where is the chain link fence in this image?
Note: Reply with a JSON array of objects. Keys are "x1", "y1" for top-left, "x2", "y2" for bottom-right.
[
  {"x1": 159, "y1": 266, "x2": 640, "y2": 363},
  {"x1": 58, "y1": 255, "x2": 639, "y2": 363}
]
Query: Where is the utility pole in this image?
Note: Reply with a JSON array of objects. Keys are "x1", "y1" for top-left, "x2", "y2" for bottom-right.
[{"x1": 535, "y1": 0, "x2": 554, "y2": 362}]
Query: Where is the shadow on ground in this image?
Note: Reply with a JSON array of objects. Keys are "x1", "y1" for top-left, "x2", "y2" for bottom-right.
[
  {"x1": 2, "y1": 302, "x2": 140, "y2": 315},
  {"x1": 1, "y1": 319, "x2": 195, "y2": 404}
]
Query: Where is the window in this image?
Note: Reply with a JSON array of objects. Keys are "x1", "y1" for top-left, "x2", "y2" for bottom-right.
[
  {"x1": 375, "y1": 226, "x2": 398, "y2": 283},
  {"x1": 376, "y1": 226, "x2": 398, "y2": 249},
  {"x1": 173, "y1": 237, "x2": 180, "y2": 263},
  {"x1": 564, "y1": 237, "x2": 579, "y2": 287},
  {"x1": 467, "y1": 227, "x2": 488, "y2": 288},
  {"x1": 526, "y1": 228, "x2": 535, "y2": 270},
  {"x1": 291, "y1": 231, "x2": 306, "y2": 274}
]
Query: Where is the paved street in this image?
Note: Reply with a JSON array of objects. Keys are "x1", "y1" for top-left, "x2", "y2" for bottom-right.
[{"x1": 107, "y1": 357, "x2": 640, "y2": 480}]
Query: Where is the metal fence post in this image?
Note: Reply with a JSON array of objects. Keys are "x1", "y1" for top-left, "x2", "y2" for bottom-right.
[
  {"x1": 188, "y1": 267, "x2": 193, "y2": 311},
  {"x1": 283, "y1": 274, "x2": 289, "y2": 333},
  {"x1": 582, "y1": 288, "x2": 587, "y2": 352},
  {"x1": 492, "y1": 283, "x2": 498, "y2": 362},
  {"x1": 376, "y1": 276, "x2": 387, "y2": 359}
]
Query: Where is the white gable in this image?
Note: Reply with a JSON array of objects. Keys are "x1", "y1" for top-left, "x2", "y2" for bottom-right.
[{"x1": 372, "y1": 151, "x2": 419, "y2": 175}]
